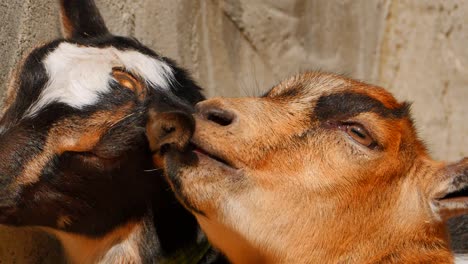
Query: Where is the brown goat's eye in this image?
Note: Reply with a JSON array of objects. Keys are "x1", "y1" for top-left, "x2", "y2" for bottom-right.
[{"x1": 345, "y1": 124, "x2": 374, "y2": 148}]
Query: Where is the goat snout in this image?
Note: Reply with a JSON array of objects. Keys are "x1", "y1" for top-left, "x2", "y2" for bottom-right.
[
  {"x1": 146, "y1": 110, "x2": 195, "y2": 158},
  {"x1": 195, "y1": 99, "x2": 237, "y2": 127}
]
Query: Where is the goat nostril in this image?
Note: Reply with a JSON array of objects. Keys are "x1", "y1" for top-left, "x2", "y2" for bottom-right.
[
  {"x1": 163, "y1": 126, "x2": 176, "y2": 134},
  {"x1": 206, "y1": 110, "x2": 234, "y2": 126},
  {"x1": 159, "y1": 143, "x2": 171, "y2": 155}
]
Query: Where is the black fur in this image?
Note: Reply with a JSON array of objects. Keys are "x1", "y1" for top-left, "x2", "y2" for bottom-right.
[
  {"x1": 0, "y1": 40, "x2": 62, "y2": 125},
  {"x1": 315, "y1": 92, "x2": 410, "y2": 121}
]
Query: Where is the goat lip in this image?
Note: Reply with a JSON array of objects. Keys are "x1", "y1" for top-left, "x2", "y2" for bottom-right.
[
  {"x1": 189, "y1": 143, "x2": 237, "y2": 169},
  {"x1": 437, "y1": 186, "x2": 468, "y2": 201}
]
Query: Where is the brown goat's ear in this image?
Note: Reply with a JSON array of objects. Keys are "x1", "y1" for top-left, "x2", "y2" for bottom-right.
[
  {"x1": 59, "y1": 0, "x2": 110, "y2": 39},
  {"x1": 431, "y1": 158, "x2": 468, "y2": 220}
]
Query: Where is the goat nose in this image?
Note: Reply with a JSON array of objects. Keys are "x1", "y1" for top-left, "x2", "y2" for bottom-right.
[
  {"x1": 146, "y1": 110, "x2": 195, "y2": 156},
  {"x1": 196, "y1": 101, "x2": 236, "y2": 127}
]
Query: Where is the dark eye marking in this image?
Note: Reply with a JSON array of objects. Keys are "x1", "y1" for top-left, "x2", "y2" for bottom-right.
[{"x1": 314, "y1": 92, "x2": 410, "y2": 121}]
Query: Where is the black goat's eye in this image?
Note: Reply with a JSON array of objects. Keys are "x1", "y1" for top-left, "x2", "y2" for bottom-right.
[
  {"x1": 344, "y1": 124, "x2": 375, "y2": 148},
  {"x1": 112, "y1": 67, "x2": 141, "y2": 91}
]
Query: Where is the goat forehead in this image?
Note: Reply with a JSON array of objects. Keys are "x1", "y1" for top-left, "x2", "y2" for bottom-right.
[
  {"x1": 25, "y1": 42, "x2": 175, "y2": 117},
  {"x1": 266, "y1": 72, "x2": 348, "y2": 99},
  {"x1": 269, "y1": 72, "x2": 400, "y2": 103},
  {"x1": 267, "y1": 73, "x2": 410, "y2": 119}
]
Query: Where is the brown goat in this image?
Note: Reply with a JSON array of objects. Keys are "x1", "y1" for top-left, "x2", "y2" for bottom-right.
[{"x1": 149, "y1": 72, "x2": 468, "y2": 263}]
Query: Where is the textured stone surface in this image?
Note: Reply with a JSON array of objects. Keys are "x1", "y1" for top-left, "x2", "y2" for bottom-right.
[
  {"x1": 0, "y1": 0, "x2": 466, "y2": 261},
  {"x1": 379, "y1": 0, "x2": 468, "y2": 161}
]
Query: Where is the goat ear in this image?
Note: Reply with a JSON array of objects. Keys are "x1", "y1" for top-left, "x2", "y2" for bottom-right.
[
  {"x1": 59, "y1": 0, "x2": 110, "y2": 39},
  {"x1": 431, "y1": 158, "x2": 468, "y2": 220}
]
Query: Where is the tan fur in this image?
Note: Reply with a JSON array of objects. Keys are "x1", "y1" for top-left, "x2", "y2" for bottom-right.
[
  {"x1": 56, "y1": 215, "x2": 73, "y2": 229},
  {"x1": 164, "y1": 72, "x2": 467, "y2": 263},
  {"x1": 112, "y1": 68, "x2": 147, "y2": 100},
  {"x1": 59, "y1": 4, "x2": 74, "y2": 39},
  {"x1": 46, "y1": 221, "x2": 142, "y2": 264},
  {"x1": 14, "y1": 104, "x2": 135, "y2": 187}
]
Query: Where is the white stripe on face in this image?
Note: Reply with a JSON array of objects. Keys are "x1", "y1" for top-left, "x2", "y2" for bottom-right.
[{"x1": 25, "y1": 42, "x2": 174, "y2": 117}]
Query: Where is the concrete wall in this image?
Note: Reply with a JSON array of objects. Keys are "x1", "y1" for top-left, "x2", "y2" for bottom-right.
[{"x1": 0, "y1": 0, "x2": 466, "y2": 262}]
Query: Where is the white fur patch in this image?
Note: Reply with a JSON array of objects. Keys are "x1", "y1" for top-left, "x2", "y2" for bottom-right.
[
  {"x1": 25, "y1": 42, "x2": 174, "y2": 117},
  {"x1": 455, "y1": 254, "x2": 468, "y2": 264}
]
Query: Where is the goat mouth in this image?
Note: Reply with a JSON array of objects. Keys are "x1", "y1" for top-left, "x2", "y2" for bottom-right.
[
  {"x1": 189, "y1": 143, "x2": 236, "y2": 169},
  {"x1": 438, "y1": 186, "x2": 468, "y2": 201}
]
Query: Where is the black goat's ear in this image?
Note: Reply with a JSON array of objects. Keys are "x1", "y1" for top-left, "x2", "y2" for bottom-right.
[
  {"x1": 431, "y1": 158, "x2": 468, "y2": 221},
  {"x1": 59, "y1": 0, "x2": 110, "y2": 39}
]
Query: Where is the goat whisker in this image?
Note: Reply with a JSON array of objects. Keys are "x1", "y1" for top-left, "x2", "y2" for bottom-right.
[
  {"x1": 108, "y1": 110, "x2": 144, "y2": 129},
  {"x1": 144, "y1": 168, "x2": 163, "y2": 172}
]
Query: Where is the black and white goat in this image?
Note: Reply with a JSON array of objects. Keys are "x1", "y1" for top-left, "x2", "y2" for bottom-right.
[{"x1": 0, "y1": 0, "x2": 225, "y2": 263}]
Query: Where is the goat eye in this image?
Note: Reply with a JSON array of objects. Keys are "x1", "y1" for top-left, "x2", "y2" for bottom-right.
[
  {"x1": 345, "y1": 124, "x2": 374, "y2": 147},
  {"x1": 112, "y1": 68, "x2": 140, "y2": 91}
]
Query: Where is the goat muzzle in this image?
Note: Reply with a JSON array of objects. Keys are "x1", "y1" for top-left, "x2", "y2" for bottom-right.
[{"x1": 146, "y1": 110, "x2": 195, "y2": 167}]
